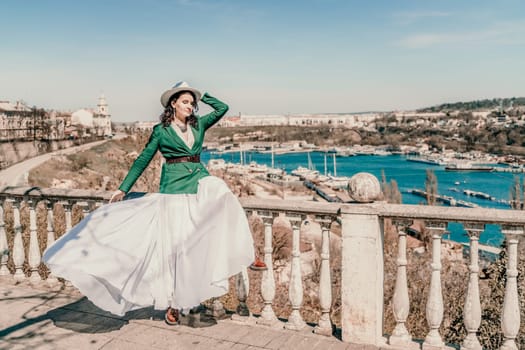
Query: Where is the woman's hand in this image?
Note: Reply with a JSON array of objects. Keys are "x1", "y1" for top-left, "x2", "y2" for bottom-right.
[{"x1": 110, "y1": 190, "x2": 125, "y2": 203}]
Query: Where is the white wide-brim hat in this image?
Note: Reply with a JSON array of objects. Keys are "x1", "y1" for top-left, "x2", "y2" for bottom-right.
[{"x1": 160, "y1": 81, "x2": 202, "y2": 107}]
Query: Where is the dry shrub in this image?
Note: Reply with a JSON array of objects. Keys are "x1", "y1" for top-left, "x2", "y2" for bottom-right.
[
  {"x1": 215, "y1": 212, "x2": 341, "y2": 327},
  {"x1": 68, "y1": 154, "x2": 90, "y2": 172},
  {"x1": 476, "y1": 238, "x2": 525, "y2": 349},
  {"x1": 29, "y1": 133, "x2": 161, "y2": 193},
  {"x1": 268, "y1": 186, "x2": 283, "y2": 197},
  {"x1": 248, "y1": 215, "x2": 264, "y2": 258},
  {"x1": 272, "y1": 216, "x2": 292, "y2": 260},
  {"x1": 383, "y1": 223, "x2": 469, "y2": 344},
  {"x1": 2, "y1": 200, "x2": 58, "y2": 278},
  {"x1": 381, "y1": 222, "x2": 525, "y2": 349},
  {"x1": 216, "y1": 172, "x2": 255, "y2": 197}
]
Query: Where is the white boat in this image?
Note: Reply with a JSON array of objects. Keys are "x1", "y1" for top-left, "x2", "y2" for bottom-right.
[
  {"x1": 322, "y1": 175, "x2": 351, "y2": 189},
  {"x1": 445, "y1": 162, "x2": 494, "y2": 172},
  {"x1": 373, "y1": 150, "x2": 392, "y2": 156},
  {"x1": 406, "y1": 156, "x2": 446, "y2": 165},
  {"x1": 291, "y1": 166, "x2": 319, "y2": 179},
  {"x1": 247, "y1": 161, "x2": 268, "y2": 173},
  {"x1": 336, "y1": 150, "x2": 356, "y2": 157}
]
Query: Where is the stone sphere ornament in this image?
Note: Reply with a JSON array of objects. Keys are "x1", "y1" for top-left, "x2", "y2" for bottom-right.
[{"x1": 347, "y1": 172, "x2": 382, "y2": 203}]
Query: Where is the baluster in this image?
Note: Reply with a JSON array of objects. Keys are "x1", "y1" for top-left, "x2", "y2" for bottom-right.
[
  {"x1": 234, "y1": 267, "x2": 250, "y2": 317},
  {"x1": 61, "y1": 201, "x2": 74, "y2": 288},
  {"x1": 12, "y1": 200, "x2": 25, "y2": 281},
  {"x1": 233, "y1": 209, "x2": 254, "y2": 322},
  {"x1": 78, "y1": 201, "x2": 90, "y2": 221},
  {"x1": 500, "y1": 226, "x2": 522, "y2": 350},
  {"x1": 257, "y1": 212, "x2": 280, "y2": 327},
  {"x1": 389, "y1": 219, "x2": 412, "y2": 346},
  {"x1": 210, "y1": 298, "x2": 226, "y2": 319},
  {"x1": 27, "y1": 198, "x2": 42, "y2": 283},
  {"x1": 63, "y1": 201, "x2": 72, "y2": 232},
  {"x1": 285, "y1": 214, "x2": 306, "y2": 331},
  {"x1": 45, "y1": 201, "x2": 58, "y2": 284},
  {"x1": 0, "y1": 201, "x2": 9, "y2": 276},
  {"x1": 461, "y1": 223, "x2": 484, "y2": 350},
  {"x1": 423, "y1": 221, "x2": 446, "y2": 350},
  {"x1": 314, "y1": 216, "x2": 333, "y2": 336},
  {"x1": 88, "y1": 200, "x2": 99, "y2": 214}
]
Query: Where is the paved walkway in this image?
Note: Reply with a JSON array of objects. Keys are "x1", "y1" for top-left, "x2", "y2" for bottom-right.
[
  {"x1": 0, "y1": 278, "x2": 382, "y2": 350},
  {"x1": 0, "y1": 140, "x2": 110, "y2": 188}
]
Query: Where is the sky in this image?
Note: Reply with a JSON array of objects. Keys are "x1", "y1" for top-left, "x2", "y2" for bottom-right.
[{"x1": 1, "y1": 0, "x2": 524, "y2": 122}]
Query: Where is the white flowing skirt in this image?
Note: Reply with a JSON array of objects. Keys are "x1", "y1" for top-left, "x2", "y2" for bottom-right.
[{"x1": 43, "y1": 176, "x2": 254, "y2": 316}]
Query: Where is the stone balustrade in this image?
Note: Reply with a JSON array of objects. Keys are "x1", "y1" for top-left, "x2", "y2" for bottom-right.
[{"x1": 1, "y1": 183, "x2": 525, "y2": 350}]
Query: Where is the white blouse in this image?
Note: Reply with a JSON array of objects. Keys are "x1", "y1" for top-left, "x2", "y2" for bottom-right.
[{"x1": 170, "y1": 123, "x2": 194, "y2": 149}]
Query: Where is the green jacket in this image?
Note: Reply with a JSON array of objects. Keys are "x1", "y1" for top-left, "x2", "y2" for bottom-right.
[{"x1": 118, "y1": 93, "x2": 228, "y2": 194}]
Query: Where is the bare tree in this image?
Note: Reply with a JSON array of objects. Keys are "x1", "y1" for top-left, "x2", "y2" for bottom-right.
[
  {"x1": 381, "y1": 169, "x2": 402, "y2": 204},
  {"x1": 425, "y1": 169, "x2": 438, "y2": 205},
  {"x1": 510, "y1": 176, "x2": 524, "y2": 210}
]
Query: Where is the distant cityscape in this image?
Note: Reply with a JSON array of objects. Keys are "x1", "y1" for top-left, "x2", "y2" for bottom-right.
[
  {"x1": 1, "y1": 95, "x2": 524, "y2": 143},
  {"x1": 0, "y1": 95, "x2": 112, "y2": 142}
]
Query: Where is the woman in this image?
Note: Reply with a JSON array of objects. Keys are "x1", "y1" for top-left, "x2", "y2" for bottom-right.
[{"x1": 43, "y1": 82, "x2": 255, "y2": 325}]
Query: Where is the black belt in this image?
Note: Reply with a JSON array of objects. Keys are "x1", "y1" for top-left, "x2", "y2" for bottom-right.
[{"x1": 165, "y1": 155, "x2": 201, "y2": 164}]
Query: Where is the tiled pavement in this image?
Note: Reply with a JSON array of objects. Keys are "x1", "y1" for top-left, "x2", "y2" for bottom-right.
[{"x1": 0, "y1": 277, "x2": 382, "y2": 350}]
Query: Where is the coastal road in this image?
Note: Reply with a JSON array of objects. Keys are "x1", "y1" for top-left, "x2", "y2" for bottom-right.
[{"x1": 0, "y1": 140, "x2": 109, "y2": 188}]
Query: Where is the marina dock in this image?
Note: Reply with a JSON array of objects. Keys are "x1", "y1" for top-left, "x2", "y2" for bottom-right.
[
  {"x1": 493, "y1": 167, "x2": 525, "y2": 173},
  {"x1": 408, "y1": 189, "x2": 478, "y2": 208}
]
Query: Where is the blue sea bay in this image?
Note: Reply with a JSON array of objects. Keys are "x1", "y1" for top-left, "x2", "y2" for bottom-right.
[{"x1": 202, "y1": 151, "x2": 524, "y2": 247}]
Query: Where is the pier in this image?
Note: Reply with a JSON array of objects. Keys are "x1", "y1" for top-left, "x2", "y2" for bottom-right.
[
  {"x1": 493, "y1": 166, "x2": 525, "y2": 173},
  {"x1": 463, "y1": 189, "x2": 495, "y2": 201},
  {"x1": 408, "y1": 188, "x2": 478, "y2": 208}
]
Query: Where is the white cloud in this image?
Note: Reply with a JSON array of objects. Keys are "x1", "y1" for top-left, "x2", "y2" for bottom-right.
[
  {"x1": 174, "y1": 0, "x2": 223, "y2": 10},
  {"x1": 395, "y1": 20, "x2": 525, "y2": 48},
  {"x1": 392, "y1": 10, "x2": 452, "y2": 24}
]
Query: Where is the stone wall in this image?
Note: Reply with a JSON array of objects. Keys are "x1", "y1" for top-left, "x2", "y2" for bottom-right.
[{"x1": 0, "y1": 140, "x2": 75, "y2": 168}]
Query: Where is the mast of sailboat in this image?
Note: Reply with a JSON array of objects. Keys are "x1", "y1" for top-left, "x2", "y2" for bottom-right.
[
  {"x1": 239, "y1": 144, "x2": 243, "y2": 165},
  {"x1": 271, "y1": 144, "x2": 275, "y2": 169},
  {"x1": 307, "y1": 151, "x2": 314, "y2": 170},
  {"x1": 324, "y1": 152, "x2": 327, "y2": 176},
  {"x1": 333, "y1": 153, "x2": 337, "y2": 177}
]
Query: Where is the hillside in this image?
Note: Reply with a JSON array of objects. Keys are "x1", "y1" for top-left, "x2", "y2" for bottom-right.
[{"x1": 417, "y1": 97, "x2": 525, "y2": 113}]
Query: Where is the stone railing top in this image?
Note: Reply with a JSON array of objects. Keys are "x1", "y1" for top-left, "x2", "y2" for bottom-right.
[
  {"x1": 241, "y1": 197, "x2": 525, "y2": 227},
  {"x1": 342, "y1": 202, "x2": 525, "y2": 226},
  {"x1": 0, "y1": 186, "x2": 112, "y2": 202},
  {"x1": 239, "y1": 197, "x2": 340, "y2": 215},
  {"x1": 1, "y1": 186, "x2": 523, "y2": 227}
]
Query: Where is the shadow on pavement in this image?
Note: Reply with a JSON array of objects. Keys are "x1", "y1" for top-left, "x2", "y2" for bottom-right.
[
  {"x1": 1, "y1": 293, "x2": 220, "y2": 342},
  {"x1": 48, "y1": 297, "x2": 218, "y2": 333},
  {"x1": 46, "y1": 297, "x2": 163, "y2": 333}
]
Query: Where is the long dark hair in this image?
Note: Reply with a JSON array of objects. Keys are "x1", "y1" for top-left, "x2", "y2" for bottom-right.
[{"x1": 160, "y1": 91, "x2": 199, "y2": 128}]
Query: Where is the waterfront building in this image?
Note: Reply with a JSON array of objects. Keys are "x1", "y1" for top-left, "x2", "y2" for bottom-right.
[
  {"x1": 217, "y1": 115, "x2": 241, "y2": 127},
  {"x1": 132, "y1": 121, "x2": 157, "y2": 130},
  {"x1": 42, "y1": 110, "x2": 70, "y2": 140},
  {"x1": 0, "y1": 100, "x2": 46, "y2": 141},
  {"x1": 0, "y1": 100, "x2": 73, "y2": 142},
  {"x1": 0, "y1": 100, "x2": 31, "y2": 141},
  {"x1": 216, "y1": 112, "x2": 380, "y2": 127}
]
